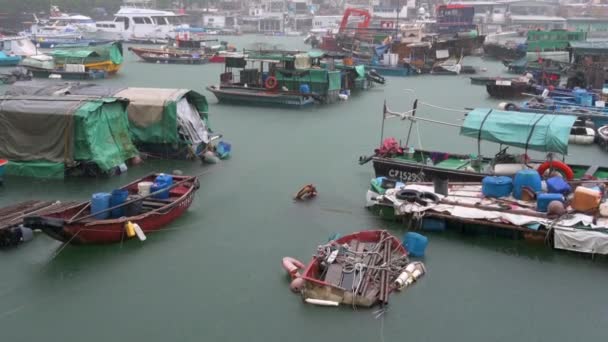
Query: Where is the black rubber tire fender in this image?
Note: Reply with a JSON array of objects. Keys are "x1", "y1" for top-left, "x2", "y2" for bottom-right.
[{"x1": 395, "y1": 189, "x2": 420, "y2": 202}]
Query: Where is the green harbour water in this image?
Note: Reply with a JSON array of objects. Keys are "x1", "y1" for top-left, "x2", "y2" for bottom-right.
[{"x1": 1, "y1": 35, "x2": 608, "y2": 341}]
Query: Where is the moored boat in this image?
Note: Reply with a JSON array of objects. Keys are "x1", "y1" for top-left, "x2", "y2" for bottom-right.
[
  {"x1": 24, "y1": 173, "x2": 199, "y2": 244},
  {"x1": 365, "y1": 180, "x2": 608, "y2": 257},
  {"x1": 207, "y1": 50, "x2": 344, "y2": 108},
  {"x1": 360, "y1": 106, "x2": 608, "y2": 183},
  {"x1": 129, "y1": 46, "x2": 209, "y2": 64}
]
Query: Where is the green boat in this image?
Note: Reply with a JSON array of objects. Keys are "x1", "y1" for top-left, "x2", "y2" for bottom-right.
[
  {"x1": 525, "y1": 30, "x2": 587, "y2": 62},
  {"x1": 207, "y1": 50, "x2": 353, "y2": 108}
]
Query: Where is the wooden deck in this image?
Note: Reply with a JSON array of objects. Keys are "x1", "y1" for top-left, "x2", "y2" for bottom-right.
[{"x1": 0, "y1": 200, "x2": 80, "y2": 231}]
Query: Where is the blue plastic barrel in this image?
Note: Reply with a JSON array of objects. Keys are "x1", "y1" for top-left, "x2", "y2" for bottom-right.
[
  {"x1": 91, "y1": 192, "x2": 111, "y2": 220},
  {"x1": 513, "y1": 170, "x2": 542, "y2": 200},
  {"x1": 155, "y1": 173, "x2": 173, "y2": 187},
  {"x1": 403, "y1": 232, "x2": 428, "y2": 257},
  {"x1": 580, "y1": 93, "x2": 593, "y2": 107},
  {"x1": 299, "y1": 83, "x2": 311, "y2": 94},
  {"x1": 110, "y1": 189, "x2": 129, "y2": 218},
  {"x1": 151, "y1": 183, "x2": 170, "y2": 199}
]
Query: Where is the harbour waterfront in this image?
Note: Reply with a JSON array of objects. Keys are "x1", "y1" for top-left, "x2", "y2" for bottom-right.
[{"x1": 1, "y1": 36, "x2": 608, "y2": 341}]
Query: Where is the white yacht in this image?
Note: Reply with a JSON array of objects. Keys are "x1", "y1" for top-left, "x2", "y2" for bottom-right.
[
  {"x1": 26, "y1": 6, "x2": 95, "y2": 39},
  {"x1": 86, "y1": 7, "x2": 189, "y2": 42}
]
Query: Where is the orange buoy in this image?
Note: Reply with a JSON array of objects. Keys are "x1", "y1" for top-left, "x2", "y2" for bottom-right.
[{"x1": 282, "y1": 257, "x2": 305, "y2": 279}]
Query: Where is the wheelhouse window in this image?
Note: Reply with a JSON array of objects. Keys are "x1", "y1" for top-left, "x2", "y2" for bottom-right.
[
  {"x1": 133, "y1": 17, "x2": 146, "y2": 24},
  {"x1": 143, "y1": 17, "x2": 153, "y2": 24},
  {"x1": 154, "y1": 17, "x2": 168, "y2": 25}
]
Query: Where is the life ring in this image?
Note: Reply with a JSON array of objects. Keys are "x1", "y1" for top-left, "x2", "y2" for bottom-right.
[
  {"x1": 282, "y1": 257, "x2": 305, "y2": 279},
  {"x1": 537, "y1": 160, "x2": 574, "y2": 180},
  {"x1": 265, "y1": 76, "x2": 278, "y2": 90}
]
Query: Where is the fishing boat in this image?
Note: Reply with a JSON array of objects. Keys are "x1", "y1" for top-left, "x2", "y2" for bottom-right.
[
  {"x1": 470, "y1": 76, "x2": 516, "y2": 86},
  {"x1": 24, "y1": 173, "x2": 199, "y2": 244},
  {"x1": 207, "y1": 50, "x2": 343, "y2": 108},
  {"x1": 296, "y1": 230, "x2": 425, "y2": 307},
  {"x1": 20, "y1": 42, "x2": 124, "y2": 79},
  {"x1": 365, "y1": 181, "x2": 608, "y2": 256},
  {"x1": 129, "y1": 46, "x2": 209, "y2": 64},
  {"x1": 486, "y1": 78, "x2": 534, "y2": 98},
  {"x1": 359, "y1": 105, "x2": 608, "y2": 183}
]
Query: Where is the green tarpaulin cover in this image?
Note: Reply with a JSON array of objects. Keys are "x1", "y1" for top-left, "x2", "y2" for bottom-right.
[
  {"x1": 0, "y1": 95, "x2": 138, "y2": 176},
  {"x1": 51, "y1": 42, "x2": 123, "y2": 65},
  {"x1": 355, "y1": 65, "x2": 366, "y2": 78},
  {"x1": 460, "y1": 108, "x2": 577, "y2": 154}
]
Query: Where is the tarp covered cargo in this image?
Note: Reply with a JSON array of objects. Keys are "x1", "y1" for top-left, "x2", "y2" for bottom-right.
[
  {"x1": 460, "y1": 108, "x2": 577, "y2": 155},
  {"x1": 7, "y1": 82, "x2": 212, "y2": 156},
  {"x1": 0, "y1": 95, "x2": 138, "y2": 178}
]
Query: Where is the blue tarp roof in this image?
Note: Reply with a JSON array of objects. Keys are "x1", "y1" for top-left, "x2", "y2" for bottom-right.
[{"x1": 460, "y1": 108, "x2": 577, "y2": 154}]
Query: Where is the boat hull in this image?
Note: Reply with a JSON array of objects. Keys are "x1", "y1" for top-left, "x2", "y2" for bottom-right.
[
  {"x1": 369, "y1": 152, "x2": 608, "y2": 183},
  {"x1": 300, "y1": 230, "x2": 407, "y2": 307},
  {"x1": 25, "y1": 174, "x2": 198, "y2": 244},
  {"x1": 206, "y1": 86, "x2": 315, "y2": 108}
]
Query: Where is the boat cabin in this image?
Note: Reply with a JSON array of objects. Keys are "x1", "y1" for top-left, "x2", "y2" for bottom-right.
[
  {"x1": 435, "y1": 4, "x2": 477, "y2": 35},
  {"x1": 219, "y1": 50, "x2": 343, "y2": 102}
]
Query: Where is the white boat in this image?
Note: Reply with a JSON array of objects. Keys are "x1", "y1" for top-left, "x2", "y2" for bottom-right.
[
  {"x1": 85, "y1": 6, "x2": 189, "y2": 42},
  {"x1": 0, "y1": 36, "x2": 38, "y2": 57},
  {"x1": 25, "y1": 7, "x2": 94, "y2": 40}
]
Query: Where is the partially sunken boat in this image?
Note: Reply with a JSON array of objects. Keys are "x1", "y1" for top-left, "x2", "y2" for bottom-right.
[
  {"x1": 360, "y1": 105, "x2": 608, "y2": 183},
  {"x1": 296, "y1": 230, "x2": 425, "y2": 307},
  {"x1": 7, "y1": 82, "x2": 223, "y2": 160},
  {"x1": 0, "y1": 95, "x2": 138, "y2": 178}
]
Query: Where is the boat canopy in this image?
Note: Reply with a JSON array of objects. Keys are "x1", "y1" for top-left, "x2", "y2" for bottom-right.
[
  {"x1": 460, "y1": 108, "x2": 577, "y2": 154},
  {"x1": 51, "y1": 42, "x2": 124, "y2": 65},
  {"x1": 6, "y1": 82, "x2": 210, "y2": 147},
  {"x1": 0, "y1": 95, "x2": 138, "y2": 177}
]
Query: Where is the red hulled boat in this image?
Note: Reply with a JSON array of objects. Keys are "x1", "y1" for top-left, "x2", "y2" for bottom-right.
[
  {"x1": 25, "y1": 173, "x2": 199, "y2": 244},
  {"x1": 298, "y1": 230, "x2": 414, "y2": 307}
]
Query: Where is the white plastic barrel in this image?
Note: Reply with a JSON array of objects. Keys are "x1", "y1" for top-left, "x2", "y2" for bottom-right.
[{"x1": 138, "y1": 181, "x2": 153, "y2": 196}]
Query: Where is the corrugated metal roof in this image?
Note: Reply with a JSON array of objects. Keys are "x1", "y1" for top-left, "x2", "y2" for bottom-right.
[
  {"x1": 569, "y1": 41, "x2": 608, "y2": 50},
  {"x1": 510, "y1": 15, "x2": 566, "y2": 22}
]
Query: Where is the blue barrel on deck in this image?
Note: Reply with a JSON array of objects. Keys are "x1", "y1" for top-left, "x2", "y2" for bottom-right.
[
  {"x1": 109, "y1": 189, "x2": 129, "y2": 218},
  {"x1": 91, "y1": 192, "x2": 111, "y2": 220},
  {"x1": 403, "y1": 232, "x2": 428, "y2": 257},
  {"x1": 299, "y1": 84, "x2": 310, "y2": 94},
  {"x1": 155, "y1": 174, "x2": 173, "y2": 187},
  {"x1": 151, "y1": 183, "x2": 170, "y2": 199},
  {"x1": 513, "y1": 170, "x2": 542, "y2": 200},
  {"x1": 482, "y1": 176, "x2": 513, "y2": 198}
]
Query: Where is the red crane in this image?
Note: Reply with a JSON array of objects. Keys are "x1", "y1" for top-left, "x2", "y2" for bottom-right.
[{"x1": 338, "y1": 8, "x2": 372, "y2": 34}]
